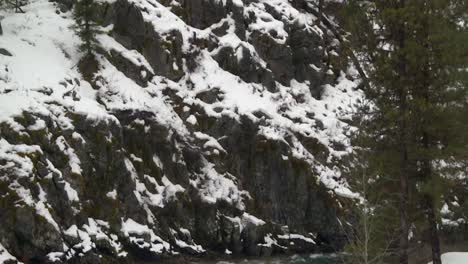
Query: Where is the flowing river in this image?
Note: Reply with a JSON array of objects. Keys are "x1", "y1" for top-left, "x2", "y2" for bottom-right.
[{"x1": 193, "y1": 254, "x2": 340, "y2": 264}]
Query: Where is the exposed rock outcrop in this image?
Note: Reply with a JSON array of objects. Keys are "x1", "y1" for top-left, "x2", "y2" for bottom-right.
[{"x1": 0, "y1": 0, "x2": 362, "y2": 263}]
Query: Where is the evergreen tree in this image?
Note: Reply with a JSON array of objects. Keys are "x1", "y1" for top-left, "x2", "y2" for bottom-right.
[
  {"x1": 73, "y1": 0, "x2": 100, "y2": 57},
  {"x1": 342, "y1": 1, "x2": 467, "y2": 263},
  {"x1": 410, "y1": 1, "x2": 467, "y2": 263},
  {"x1": 73, "y1": 0, "x2": 100, "y2": 81}
]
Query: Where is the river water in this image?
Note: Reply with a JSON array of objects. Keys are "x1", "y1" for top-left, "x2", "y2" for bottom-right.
[{"x1": 193, "y1": 254, "x2": 340, "y2": 264}]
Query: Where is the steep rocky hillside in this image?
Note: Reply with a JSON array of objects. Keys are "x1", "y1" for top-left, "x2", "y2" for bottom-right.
[{"x1": 0, "y1": 0, "x2": 363, "y2": 263}]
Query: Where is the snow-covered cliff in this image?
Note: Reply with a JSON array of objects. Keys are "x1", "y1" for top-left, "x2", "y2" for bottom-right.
[{"x1": 0, "y1": 0, "x2": 363, "y2": 262}]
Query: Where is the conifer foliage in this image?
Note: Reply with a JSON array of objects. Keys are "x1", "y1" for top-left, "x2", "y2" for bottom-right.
[
  {"x1": 0, "y1": 0, "x2": 26, "y2": 13},
  {"x1": 73, "y1": 0, "x2": 99, "y2": 56},
  {"x1": 341, "y1": 0, "x2": 467, "y2": 263},
  {"x1": 73, "y1": 0, "x2": 100, "y2": 81}
]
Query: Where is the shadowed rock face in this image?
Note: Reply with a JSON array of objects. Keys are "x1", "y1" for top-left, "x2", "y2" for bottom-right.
[
  {"x1": 110, "y1": 0, "x2": 185, "y2": 80},
  {"x1": 0, "y1": 0, "x2": 357, "y2": 263},
  {"x1": 0, "y1": 107, "x2": 345, "y2": 263},
  {"x1": 104, "y1": 0, "x2": 340, "y2": 94}
]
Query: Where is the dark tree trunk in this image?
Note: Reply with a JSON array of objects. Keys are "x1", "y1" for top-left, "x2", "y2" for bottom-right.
[
  {"x1": 420, "y1": 11, "x2": 442, "y2": 262},
  {"x1": 397, "y1": 1, "x2": 409, "y2": 263},
  {"x1": 85, "y1": 4, "x2": 91, "y2": 56},
  {"x1": 425, "y1": 196, "x2": 442, "y2": 264},
  {"x1": 420, "y1": 151, "x2": 442, "y2": 264},
  {"x1": 421, "y1": 83, "x2": 442, "y2": 264},
  {"x1": 398, "y1": 147, "x2": 409, "y2": 264},
  {"x1": 421, "y1": 91, "x2": 443, "y2": 264}
]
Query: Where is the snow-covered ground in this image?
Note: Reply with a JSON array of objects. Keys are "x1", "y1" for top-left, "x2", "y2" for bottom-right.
[
  {"x1": 0, "y1": 243, "x2": 17, "y2": 264},
  {"x1": 429, "y1": 252, "x2": 468, "y2": 264}
]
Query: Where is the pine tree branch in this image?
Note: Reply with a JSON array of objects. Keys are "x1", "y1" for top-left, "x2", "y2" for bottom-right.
[{"x1": 4, "y1": 0, "x2": 25, "y2": 13}]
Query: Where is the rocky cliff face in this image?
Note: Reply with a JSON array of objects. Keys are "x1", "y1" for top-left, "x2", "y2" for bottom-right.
[{"x1": 0, "y1": 0, "x2": 363, "y2": 263}]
